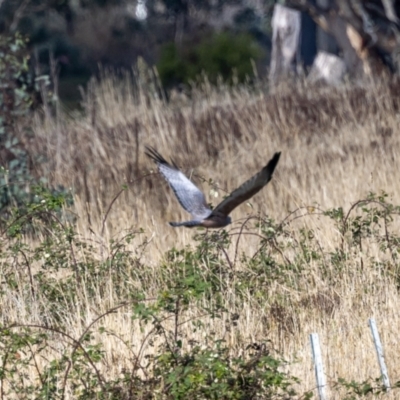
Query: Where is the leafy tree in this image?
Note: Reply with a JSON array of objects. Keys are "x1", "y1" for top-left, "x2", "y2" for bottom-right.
[{"x1": 157, "y1": 31, "x2": 263, "y2": 87}]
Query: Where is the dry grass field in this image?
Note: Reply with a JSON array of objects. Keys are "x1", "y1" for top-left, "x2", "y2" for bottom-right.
[{"x1": 2, "y1": 71, "x2": 400, "y2": 398}]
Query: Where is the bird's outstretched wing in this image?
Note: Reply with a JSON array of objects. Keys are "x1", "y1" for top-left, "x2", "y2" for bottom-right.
[
  {"x1": 212, "y1": 152, "x2": 281, "y2": 217},
  {"x1": 145, "y1": 147, "x2": 212, "y2": 220}
]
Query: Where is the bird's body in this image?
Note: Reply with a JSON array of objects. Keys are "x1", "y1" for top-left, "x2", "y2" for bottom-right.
[
  {"x1": 169, "y1": 212, "x2": 232, "y2": 228},
  {"x1": 145, "y1": 147, "x2": 281, "y2": 228}
]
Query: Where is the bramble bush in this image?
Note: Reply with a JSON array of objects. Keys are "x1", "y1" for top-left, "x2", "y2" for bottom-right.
[
  {"x1": 2, "y1": 187, "x2": 400, "y2": 398},
  {"x1": 0, "y1": 187, "x2": 306, "y2": 399}
]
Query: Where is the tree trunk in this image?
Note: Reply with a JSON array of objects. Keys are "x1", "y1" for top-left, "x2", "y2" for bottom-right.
[
  {"x1": 286, "y1": 0, "x2": 400, "y2": 78},
  {"x1": 269, "y1": 4, "x2": 301, "y2": 83}
]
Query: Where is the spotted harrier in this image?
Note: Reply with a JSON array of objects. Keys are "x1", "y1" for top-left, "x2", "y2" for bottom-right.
[{"x1": 145, "y1": 147, "x2": 281, "y2": 228}]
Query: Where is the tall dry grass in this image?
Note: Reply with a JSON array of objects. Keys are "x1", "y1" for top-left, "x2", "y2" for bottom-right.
[{"x1": 6, "y1": 71, "x2": 400, "y2": 397}]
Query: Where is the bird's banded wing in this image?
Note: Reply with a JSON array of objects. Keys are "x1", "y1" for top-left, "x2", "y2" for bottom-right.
[
  {"x1": 213, "y1": 152, "x2": 281, "y2": 217},
  {"x1": 145, "y1": 147, "x2": 212, "y2": 220}
]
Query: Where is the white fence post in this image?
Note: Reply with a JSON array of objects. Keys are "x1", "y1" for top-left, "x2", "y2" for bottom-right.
[
  {"x1": 369, "y1": 318, "x2": 391, "y2": 391},
  {"x1": 310, "y1": 333, "x2": 327, "y2": 400}
]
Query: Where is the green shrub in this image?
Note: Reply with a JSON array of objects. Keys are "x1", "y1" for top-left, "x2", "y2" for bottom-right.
[
  {"x1": 0, "y1": 33, "x2": 35, "y2": 213},
  {"x1": 157, "y1": 31, "x2": 263, "y2": 88},
  {"x1": 0, "y1": 188, "x2": 304, "y2": 399},
  {"x1": 0, "y1": 32, "x2": 70, "y2": 223},
  {"x1": 3, "y1": 190, "x2": 400, "y2": 398}
]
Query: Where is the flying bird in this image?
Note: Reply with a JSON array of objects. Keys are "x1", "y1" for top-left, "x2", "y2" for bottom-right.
[{"x1": 145, "y1": 147, "x2": 281, "y2": 228}]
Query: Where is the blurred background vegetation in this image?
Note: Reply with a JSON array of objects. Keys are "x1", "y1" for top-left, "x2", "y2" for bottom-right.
[
  {"x1": 2, "y1": 0, "x2": 399, "y2": 106},
  {"x1": 0, "y1": 0, "x2": 274, "y2": 102}
]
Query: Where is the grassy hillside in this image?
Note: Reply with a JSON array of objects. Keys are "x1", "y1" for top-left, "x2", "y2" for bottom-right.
[{"x1": 2, "y1": 72, "x2": 400, "y2": 398}]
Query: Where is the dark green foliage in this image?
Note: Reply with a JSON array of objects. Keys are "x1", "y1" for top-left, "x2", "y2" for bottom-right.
[
  {"x1": 0, "y1": 188, "x2": 304, "y2": 399},
  {"x1": 0, "y1": 33, "x2": 37, "y2": 215},
  {"x1": 0, "y1": 33, "x2": 71, "y2": 222},
  {"x1": 157, "y1": 31, "x2": 263, "y2": 88},
  {"x1": 153, "y1": 342, "x2": 301, "y2": 400},
  {"x1": 335, "y1": 376, "x2": 400, "y2": 399},
  {"x1": 2, "y1": 190, "x2": 400, "y2": 398}
]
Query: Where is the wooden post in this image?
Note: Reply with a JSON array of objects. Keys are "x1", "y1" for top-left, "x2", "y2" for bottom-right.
[
  {"x1": 369, "y1": 318, "x2": 391, "y2": 391},
  {"x1": 310, "y1": 333, "x2": 327, "y2": 400}
]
